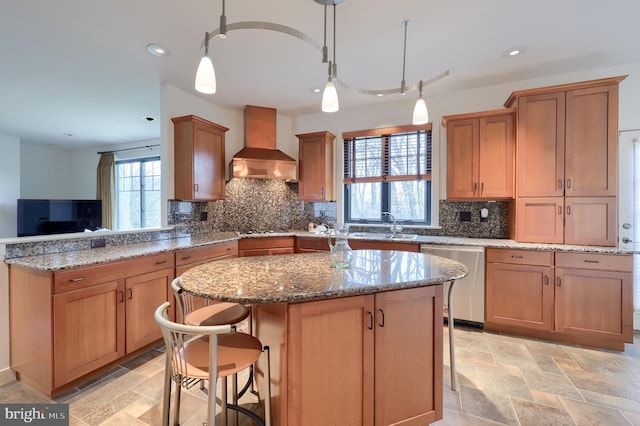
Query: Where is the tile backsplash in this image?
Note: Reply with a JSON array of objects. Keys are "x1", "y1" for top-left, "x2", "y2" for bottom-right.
[{"x1": 170, "y1": 178, "x2": 508, "y2": 239}]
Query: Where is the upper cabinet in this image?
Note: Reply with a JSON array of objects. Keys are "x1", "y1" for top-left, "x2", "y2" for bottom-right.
[
  {"x1": 442, "y1": 109, "x2": 515, "y2": 200},
  {"x1": 297, "y1": 131, "x2": 335, "y2": 201},
  {"x1": 172, "y1": 115, "x2": 229, "y2": 201},
  {"x1": 505, "y1": 76, "x2": 626, "y2": 246}
]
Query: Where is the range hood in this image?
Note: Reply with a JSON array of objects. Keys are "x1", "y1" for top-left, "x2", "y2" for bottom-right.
[{"x1": 230, "y1": 105, "x2": 297, "y2": 181}]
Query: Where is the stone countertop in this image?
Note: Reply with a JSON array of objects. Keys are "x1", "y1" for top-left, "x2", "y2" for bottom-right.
[
  {"x1": 5, "y1": 229, "x2": 629, "y2": 272},
  {"x1": 179, "y1": 249, "x2": 468, "y2": 304},
  {"x1": 4, "y1": 232, "x2": 240, "y2": 271}
]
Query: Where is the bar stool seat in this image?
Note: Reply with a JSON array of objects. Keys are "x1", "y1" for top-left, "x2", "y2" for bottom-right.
[{"x1": 184, "y1": 302, "x2": 251, "y2": 327}]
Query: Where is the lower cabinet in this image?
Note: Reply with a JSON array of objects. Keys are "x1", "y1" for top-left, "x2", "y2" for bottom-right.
[
  {"x1": 238, "y1": 237, "x2": 295, "y2": 257},
  {"x1": 485, "y1": 248, "x2": 633, "y2": 350},
  {"x1": 257, "y1": 285, "x2": 443, "y2": 425},
  {"x1": 295, "y1": 236, "x2": 330, "y2": 253},
  {"x1": 10, "y1": 252, "x2": 175, "y2": 396}
]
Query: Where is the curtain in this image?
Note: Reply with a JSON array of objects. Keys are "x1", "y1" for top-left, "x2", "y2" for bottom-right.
[{"x1": 96, "y1": 153, "x2": 115, "y2": 230}]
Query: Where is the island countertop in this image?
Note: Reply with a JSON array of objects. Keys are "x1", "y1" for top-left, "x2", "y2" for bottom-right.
[{"x1": 179, "y1": 249, "x2": 468, "y2": 304}]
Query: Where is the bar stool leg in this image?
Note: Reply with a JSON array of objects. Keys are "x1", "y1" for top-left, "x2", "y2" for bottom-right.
[{"x1": 447, "y1": 280, "x2": 458, "y2": 391}]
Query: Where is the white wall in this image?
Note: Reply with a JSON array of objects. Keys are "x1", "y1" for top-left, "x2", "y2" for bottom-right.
[{"x1": 0, "y1": 135, "x2": 20, "y2": 238}]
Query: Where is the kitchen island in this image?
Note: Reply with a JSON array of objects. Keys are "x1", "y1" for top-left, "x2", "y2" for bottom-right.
[{"x1": 179, "y1": 249, "x2": 468, "y2": 426}]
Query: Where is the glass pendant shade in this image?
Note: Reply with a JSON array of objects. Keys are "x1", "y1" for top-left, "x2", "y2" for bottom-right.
[
  {"x1": 412, "y1": 96, "x2": 428, "y2": 125},
  {"x1": 195, "y1": 55, "x2": 216, "y2": 94},
  {"x1": 322, "y1": 80, "x2": 339, "y2": 113}
]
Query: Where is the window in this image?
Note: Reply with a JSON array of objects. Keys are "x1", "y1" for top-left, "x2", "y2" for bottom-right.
[
  {"x1": 343, "y1": 125, "x2": 432, "y2": 225},
  {"x1": 115, "y1": 157, "x2": 161, "y2": 230}
]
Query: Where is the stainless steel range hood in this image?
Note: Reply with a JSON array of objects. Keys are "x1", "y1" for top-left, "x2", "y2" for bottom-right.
[{"x1": 230, "y1": 105, "x2": 297, "y2": 181}]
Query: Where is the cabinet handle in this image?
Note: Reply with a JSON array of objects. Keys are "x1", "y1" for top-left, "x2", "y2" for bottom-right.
[
  {"x1": 584, "y1": 259, "x2": 600, "y2": 264},
  {"x1": 481, "y1": 182, "x2": 484, "y2": 194},
  {"x1": 367, "y1": 311, "x2": 373, "y2": 330},
  {"x1": 155, "y1": 260, "x2": 168, "y2": 265},
  {"x1": 473, "y1": 182, "x2": 478, "y2": 195},
  {"x1": 70, "y1": 277, "x2": 86, "y2": 282},
  {"x1": 127, "y1": 288, "x2": 133, "y2": 299},
  {"x1": 566, "y1": 206, "x2": 571, "y2": 215},
  {"x1": 545, "y1": 275, "x2": 549, "y2": 285},
  {"x1": 511, "y1": 255, "x2": 524, "y2": 259},
  {"x1": 558, "y1": 179, "x2": 563, "y2": 189},
  {"x1": 378, "y1": 309, "x2": 385, "y2": 328},
  {"x1": 566, "y1": 179, "x2": 572, "y2": 189},
  {"x1": 194, "y1": 184, "x2": 199, "y2": 192},
  {"x1": 321, "y1": 187, "x2": 324, "y2": 198},
  {"x1": 181, "y1": 255, "x2": 192, "y2": 260},
  {"x1": 119, "y1": 290, "x2": 125, "y2": 303},
  {"x1": 557, "y1": 277, "x2": 562, "y2": 287},
  {"x1": 558, "y1": 206, "x2": 563, "y2": 215}
]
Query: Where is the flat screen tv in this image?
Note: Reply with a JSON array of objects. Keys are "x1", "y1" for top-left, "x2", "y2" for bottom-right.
[{"x1": 17, "y1": 199, "x2": 103, "y2": 237}]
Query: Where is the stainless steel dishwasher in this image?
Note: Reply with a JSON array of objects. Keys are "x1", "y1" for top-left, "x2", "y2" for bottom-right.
[{"x1": 420, "y1": 244, "x2": 485, "y2": 326}]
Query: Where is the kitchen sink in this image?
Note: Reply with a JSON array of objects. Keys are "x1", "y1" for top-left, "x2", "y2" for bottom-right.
[{"x1": 348, "y1": 232, "x2": 418, "y2": 240}]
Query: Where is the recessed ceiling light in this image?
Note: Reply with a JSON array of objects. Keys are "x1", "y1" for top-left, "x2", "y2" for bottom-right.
[
  {"x1": 312, "y1": 88, "x2": 321, "y2": 93},
  {"x1": 503, "y1": 47, "x2": 525, "y2": 58},
  {"x1": 147, "y1": 43, "x2": 170, "y2": 56},
  {"x1": 377, "y1": 93, "x2": 384, "y2": 97}
]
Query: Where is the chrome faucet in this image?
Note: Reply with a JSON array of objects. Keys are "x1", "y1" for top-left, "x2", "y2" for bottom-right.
[{"x1": 382, "y1": 212, "x2": 397, "y2": 237}]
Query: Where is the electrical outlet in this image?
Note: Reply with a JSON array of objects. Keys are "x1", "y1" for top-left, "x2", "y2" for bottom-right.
[
  {"x1": 91, "y1": 238, "x2": 106, "y2": 249},
  {"x1": 459, "y1": 211, "x2": 472, "y2": 222},
  {"x1": 200, "y1": 211, "x2": 208, "y2": 221}
]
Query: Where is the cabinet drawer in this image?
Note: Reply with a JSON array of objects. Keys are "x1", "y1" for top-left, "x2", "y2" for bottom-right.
[
  {"x1": 555, "y1": 252, "x2": 632, "y2": 272},
  {"x1": 54, "y1": 252, "x2": 175, "y2": 293},
  {"x1": 297, "y1": 237, "x2": 330, "y2": 251},
  {"x1": 238, "y1": 237, "x2": 294, "y2": 250},
  {"x1": 175, "y1": 241, "x2": 238, "y2": 266},
  {"x1": 486, "y1": 248, "x2": 552, "y2": 266}
]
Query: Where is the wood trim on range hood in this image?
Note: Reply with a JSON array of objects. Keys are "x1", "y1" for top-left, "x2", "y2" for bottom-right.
[{"x1": 230, "y1": 105, "x2": 297, "y2": 181}]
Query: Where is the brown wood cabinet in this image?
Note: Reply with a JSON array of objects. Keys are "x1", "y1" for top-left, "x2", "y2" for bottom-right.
[
  {"x1": 295, "y1": 236, "x2": 330, "y2": 253},
  {"x1": 238, "y1": 237, "x2": 295, "y2": 257},
  {"x1": 297, "y1": 131, "x2": 335, "y2": 201},
  {"x1": 172, "y1": 115, "x2": 229, "y2": 201},
  {"x1": 348, "y1": 239, "x2": 420, "y2": 252},
  {"x1": 10, "y1": 252, "x2": 175, "y2": 396},
  {"x1": 442, "y1": 109, "x2": 515, "y2": 200},
  {"x1": 506, "y1": 76, "x2": 625, "y2": 246},
  {"x1": 259, "y1": 285, "x2": 443, "y2": 425},
  {"x1": 485, "y1": 248, "x2": 633, "y2": 350}
]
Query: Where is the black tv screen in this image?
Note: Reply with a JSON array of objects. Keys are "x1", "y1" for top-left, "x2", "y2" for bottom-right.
[{"x1": 17, "y1": 199, "x2": 103, "y2": 237}]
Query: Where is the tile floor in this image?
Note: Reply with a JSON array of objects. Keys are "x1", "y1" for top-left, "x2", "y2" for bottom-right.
[{"x1": 1, "y1": 326, "x2": 639, "y2": 425}]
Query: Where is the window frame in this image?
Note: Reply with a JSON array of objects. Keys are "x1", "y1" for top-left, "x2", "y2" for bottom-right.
[
  {"x1": 342, "y1": 124, "x2": 433, "y2": 225},
  {"x1": 115, "y1": 155, "x2": 161, "y2": 230}
]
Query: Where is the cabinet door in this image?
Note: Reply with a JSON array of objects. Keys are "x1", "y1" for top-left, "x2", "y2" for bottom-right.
[
  {"x1": 374, "y1": 286, "x2": 443, "y2": 426},
  {"x1": 515, "y1": 197, "x2": 564, "y2": 244},
  {"x1": 192, "y1": 120, "x2": 225, "y2": 200},
  {"x1": 517, "y1": 92, "x2": 565, "y2": 197},
  {"x1": 349, "y1": 240, "x2": 420, "y2": 252},
  {"x1": 478, "y1": 113, "x2": 514, "y2": 199},
  {"x1": 555, "y1": 267, "x2": 633, "y2": 343},
  {"x1": 298, "y1": 132, "x2": 334, "y2": 201},
  {"x1": 125, "y1": 268, "x2": 172, "y2": 353},
  {"x1": 288, "y1": 295, "x2": 375, "y2": 426},
  {"x1": 564, "y1": 197, "x2": 617, "y2": 246},
  {"x1": 485, "y1": 262, "x2": 553, "y2": 331},
  {"x1": 565, "y1": 84, "x2": 618, "y2": 197},
  {"x1": 446, "y1": 118, "x2": 478, "y2": 199},
  {"x1": 53, "y1": 280, "x2": 125, "y2": 388}
]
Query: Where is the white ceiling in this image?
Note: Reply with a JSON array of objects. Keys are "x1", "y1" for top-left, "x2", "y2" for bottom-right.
[{"x1": 2, "y1": 0, "x2": 640, "y2": 148}]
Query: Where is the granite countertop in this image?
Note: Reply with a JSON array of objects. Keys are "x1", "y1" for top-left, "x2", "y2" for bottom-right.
[
  {"x1": 179, "y1": 249, "x2": 468, "y2": 304},
  {"x1": 4, "y1": 232, "x2": 240, "y2": 271},
  {"x1": 4, "y1": 229, "x2": 628, "y2": 272}
]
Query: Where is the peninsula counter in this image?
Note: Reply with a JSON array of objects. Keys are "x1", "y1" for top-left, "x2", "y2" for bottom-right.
[{"x1": 179, "y1": 249, "x2": 468, "y2": 426}]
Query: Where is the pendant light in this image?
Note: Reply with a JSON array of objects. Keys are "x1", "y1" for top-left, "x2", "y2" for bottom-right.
[
  {"x1": 195, "y1": 31, "x2": 216, "y2": 94},
  {"x1": 412, "y1": 80, "x2": 429, "y2": 125},
  {"x1": 321, "y1": 3, "x2": 339, "y2": 112}
]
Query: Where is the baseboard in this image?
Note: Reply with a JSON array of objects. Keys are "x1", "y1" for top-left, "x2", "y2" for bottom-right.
[{"x1": 0, "y1": 367, "x2": 16, "y2": 387}]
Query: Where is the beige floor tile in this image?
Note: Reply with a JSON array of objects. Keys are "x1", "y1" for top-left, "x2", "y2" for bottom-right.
[
  {"x1": 560, "y1": 396, "x2": 633, "y2": 426},
  {"x1": 511, "y1": 397, "x2": 575, "y2": 426},
  {"x1": 458, "y1": 386, "x2": 519, "y2": 425}
]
